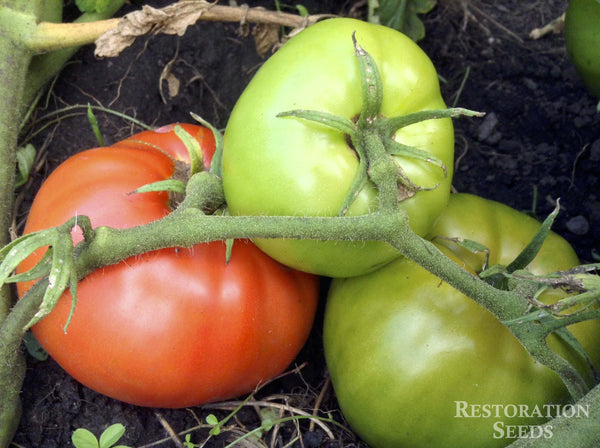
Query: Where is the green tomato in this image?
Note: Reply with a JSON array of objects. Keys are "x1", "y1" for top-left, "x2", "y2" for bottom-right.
[
  {"x1": 223, "y1": 18, "x2": 454, "y2": 277},
  {"x1": 565, "y1": 0, "x2": 600, "y2": 98},
  {"x1": 324, "y1": 193, "x2": 600, "y2": 447}
]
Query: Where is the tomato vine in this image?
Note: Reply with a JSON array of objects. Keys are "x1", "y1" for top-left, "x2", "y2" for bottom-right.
[{"x1": 1, "y1": 1, "x2": 600, "y2": 448}]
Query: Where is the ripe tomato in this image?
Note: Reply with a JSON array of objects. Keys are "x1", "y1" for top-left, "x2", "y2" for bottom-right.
[
  {"x1": 18, "y1": 123, "x2": 319, "y2": 408},
  {"x1": 222, "y1": 18, "x2": 454, "y2": 278},
  {"x1": 565, "y1": 0, "x2": 600, "y2": 98},
  {"x1": 116, "y1": 122, "x2": 217, "y2": 164},
  {"x1": 324, "y1": 193, "x2": 600, "y2": 447}
]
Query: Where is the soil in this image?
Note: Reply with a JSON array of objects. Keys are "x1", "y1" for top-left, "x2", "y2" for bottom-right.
[{"x1": 10, "y1": 0, "x2": 600, "y2": 447}]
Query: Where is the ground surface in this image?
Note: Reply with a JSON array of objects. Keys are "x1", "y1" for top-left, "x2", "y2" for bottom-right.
[{"x1": 11, "y1": 0, "x2": 600, "y2": 447}]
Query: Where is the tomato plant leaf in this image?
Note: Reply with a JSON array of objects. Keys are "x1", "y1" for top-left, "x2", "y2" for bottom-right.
[{"x1": 370, "y1": 0, "x2": 437, "y2": 41}]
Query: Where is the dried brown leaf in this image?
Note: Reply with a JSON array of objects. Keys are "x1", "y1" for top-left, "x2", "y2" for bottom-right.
[
  {"x1": 95, "y1": 1, "x2": 213, "y2": 58},
  {"x1": 252, "y1": 23, "x2": 280, "y2": 58}
]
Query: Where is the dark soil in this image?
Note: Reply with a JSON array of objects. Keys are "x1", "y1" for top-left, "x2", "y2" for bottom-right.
[{"x1": 11, "y1": 0, "x2": 600, "y2": 447}]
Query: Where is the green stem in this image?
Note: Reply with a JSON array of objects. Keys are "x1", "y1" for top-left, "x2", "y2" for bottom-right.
[
  {"x1": 15, "y1": 204, "x2": 587, "y2": 400},
  {"x1": 507, "y1": 382, "x2": 600, "y2": 448},
  {"x1": 0, "y1": 279, "x2": 47, "y2": 446},
  {"x1": 3, "y1": 201, "x2": 598, "y2": 445},
  {"x1": 0, "y1": 2, "x2": 38, "y2": 445},
  {"x1": 0, "y1": 2, "x2": 125, "y2": 444},
  {"x1": 22, "y1": 0, "x2": 126, "y2": 113}
]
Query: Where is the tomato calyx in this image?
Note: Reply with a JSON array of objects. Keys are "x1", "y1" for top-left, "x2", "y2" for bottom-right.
[
  {"x1": 129, "y1": 122, "x2": 226, "y2": 214},
  {"x1": 277, "y1": 33, "x2": 483, "y2": 215},
  {"x1": 500, "y1": 265, "x2": 600, "y2": 324},
  {"x1": 178, "y1": 171, "x2": 225, "y2": 215},
  {"x1": 479, "y1": 201, "x2": 561, "y2": 291},
  {"x1": 1, "y1": 215, "x2": 94, "y2": 332},
  {"x1": 190, "y1": 112, "x2": 224, "y2": 178}
]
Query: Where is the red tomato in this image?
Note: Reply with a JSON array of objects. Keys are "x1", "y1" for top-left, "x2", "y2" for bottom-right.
[
  {"x1": 116, "y1": 122, "x2": 216, "y2": 166},
  {"x1": 17, "y1": 124, "x2": 319, "y2": 408}
]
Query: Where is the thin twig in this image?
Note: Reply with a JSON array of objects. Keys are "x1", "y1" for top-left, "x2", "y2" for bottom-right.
[
  {"x1": 203, "y1": 399, "x2": 338, "y2": 440},
  {"x1": 468, "y1": 2, "x2": 525, "y2": 43},
  {"x1": 308, "y1": 377, "x2": 330, "y2": 433},
  {"x1": 154, "y1": 411, "x2": 186, "y2": 448},
  {"x1": 570, "y1": 143, "x2": 590, "y2": 190},
  {"x1": 529, "y1": 12, "x2": 565, "y2": 39}
]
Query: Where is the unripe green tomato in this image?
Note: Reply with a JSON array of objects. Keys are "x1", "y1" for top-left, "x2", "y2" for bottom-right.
[
  {"x1": 565, "y1": 0, "x2": 600, "y2": 98},
  {"x1": 324, "y1": 193, "x2": 600, "y2": 447},
  {"x1": 222, "y1": 18, "x2": 454, "y2": 278}
]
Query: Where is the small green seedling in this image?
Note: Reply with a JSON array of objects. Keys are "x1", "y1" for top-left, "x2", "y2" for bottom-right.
[
  {"x1": 183, "y1": 434, "x2": 200, "y2": 448},
  {"x1": 71, "y1": 423, "x2": 131, "y2": 448},
  {"x1": 205, "y1": 413, "x2": 222, "y2": 436},
  {"x1": 86, "y1": 103, "x2": 104, "y2": 146},
  {"x1": 15, "y1": 143, "x2": 36, "y2": 188}
]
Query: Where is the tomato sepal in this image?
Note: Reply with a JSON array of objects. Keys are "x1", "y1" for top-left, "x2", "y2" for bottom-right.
[
  {"x1": 190, "y1": 112, "x2": 224, "y2": 177},
  {"x1": 2, "y1": 216, "x2": 94, "y2": 331},
  {"x1": 505, "y1": 199, "x2": 560, "y2": 274},
  {"x1": 173, "y1": 124, "x2": 203, "y2": 176}
]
